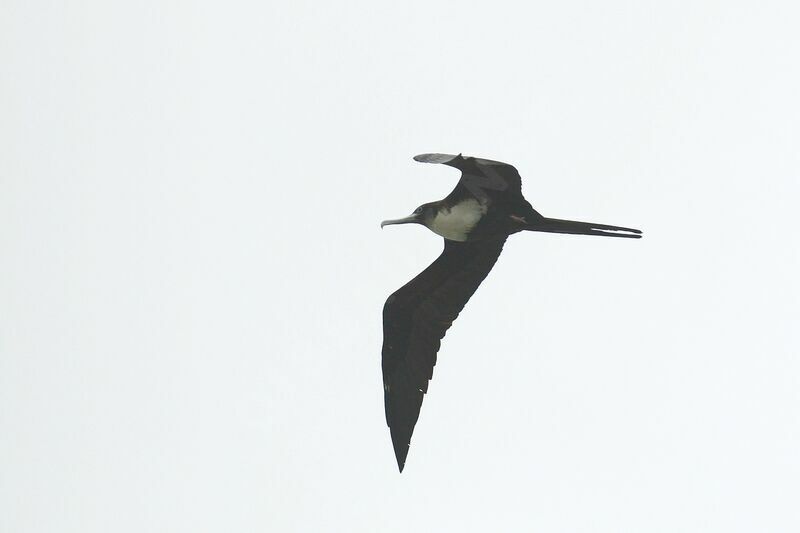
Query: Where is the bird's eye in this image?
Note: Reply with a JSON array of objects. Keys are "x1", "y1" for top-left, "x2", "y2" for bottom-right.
[{"x1": 414, "y1": 207, "x2": 423, "y2": 214}]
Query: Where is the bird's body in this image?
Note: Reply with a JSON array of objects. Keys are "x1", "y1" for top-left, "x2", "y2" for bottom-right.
[
  {"x1": 380, "y1": 153, "x2": 641, "y2": 472},
  {"x1": 428, "y1": 197, "x2": 487, "y2": 242}
]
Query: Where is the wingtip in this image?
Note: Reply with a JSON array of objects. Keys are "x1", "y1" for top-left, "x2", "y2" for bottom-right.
[
  {"x1": 413, "y1": 153, "x2": 459, "y2": 164},
  {"x1": 390, "y1": 428, "x2": 411, "y2": 473},
  {"x1": 393, "y1": 440, "x2": 410, "y2": 473}
]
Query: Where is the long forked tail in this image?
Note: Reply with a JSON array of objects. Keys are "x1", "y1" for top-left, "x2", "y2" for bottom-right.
[{"x1": 528, "y1": 217, "x2": 642, "y2": 238}]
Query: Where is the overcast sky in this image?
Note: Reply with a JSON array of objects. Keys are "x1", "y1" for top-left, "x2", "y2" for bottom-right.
[{"x1": 2, "y1": 1, "x2": 799, "y2": 532}]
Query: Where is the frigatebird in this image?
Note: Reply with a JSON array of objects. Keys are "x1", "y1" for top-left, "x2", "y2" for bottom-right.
[{"x1": 380, "y1": 153, "x2": 642, "y2": 472}]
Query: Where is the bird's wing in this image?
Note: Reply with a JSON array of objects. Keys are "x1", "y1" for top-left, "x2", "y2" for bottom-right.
[
  {"x1": 382, "y1": 236, "x2": 507, "y2": 472},
  {"x1": 413, "y1": 153, "x2": 524, "y2": 202}
]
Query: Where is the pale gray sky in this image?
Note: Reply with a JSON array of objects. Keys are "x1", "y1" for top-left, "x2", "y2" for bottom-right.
[{"x1": 2, "y1": 1, "x2": 799, "y2": 532}]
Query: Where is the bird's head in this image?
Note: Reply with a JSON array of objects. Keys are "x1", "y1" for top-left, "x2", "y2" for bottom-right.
[{"x1": 381, "y1": 202, "x2": 438, "y2": 230}]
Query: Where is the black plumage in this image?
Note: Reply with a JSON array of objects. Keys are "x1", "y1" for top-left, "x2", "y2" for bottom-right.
[{"x1": 381, "y1": 153, "x2": 641, "y2": 472}]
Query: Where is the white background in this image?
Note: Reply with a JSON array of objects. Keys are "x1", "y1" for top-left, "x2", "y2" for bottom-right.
[{"x1": 2, "y1": 1, "x2": 799, "y2": 531}]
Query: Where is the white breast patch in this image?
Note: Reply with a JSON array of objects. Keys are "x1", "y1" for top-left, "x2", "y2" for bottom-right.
[{"x1": 429, "y1": 199, "x2": 487, "y2": 242}]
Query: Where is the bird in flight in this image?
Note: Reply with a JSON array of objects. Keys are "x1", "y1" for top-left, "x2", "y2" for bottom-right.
[{"x1": 380, "y1": 153, "x2": 642, "y2": 472}]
